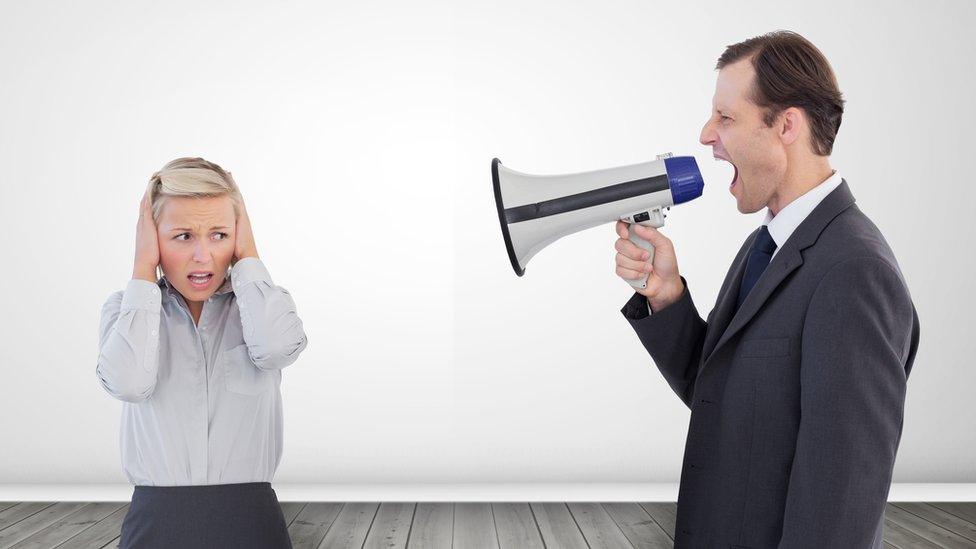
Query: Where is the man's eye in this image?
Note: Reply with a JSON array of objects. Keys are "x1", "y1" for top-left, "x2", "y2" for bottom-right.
[{"x1": 721, "y1": 115, "x2": 732, "y2": 121}]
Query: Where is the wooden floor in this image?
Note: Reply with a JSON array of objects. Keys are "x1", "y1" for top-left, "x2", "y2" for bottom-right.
[{"x1": 1, "y1": 501, "x2": 975, "y2": 548}]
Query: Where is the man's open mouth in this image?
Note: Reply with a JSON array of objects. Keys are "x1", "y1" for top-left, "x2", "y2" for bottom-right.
[{"x1": 715, "y1": 156, "x2": 738, "y2": 189}]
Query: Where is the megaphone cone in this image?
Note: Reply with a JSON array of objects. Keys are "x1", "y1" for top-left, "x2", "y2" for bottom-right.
[{"x1": 492, "y1": 154, "x2": 704, "y2": 288}]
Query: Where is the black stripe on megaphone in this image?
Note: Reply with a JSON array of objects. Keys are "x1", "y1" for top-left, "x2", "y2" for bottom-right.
[{"x1": 503, "y1": 174, "x2": 670, "y2": 224}]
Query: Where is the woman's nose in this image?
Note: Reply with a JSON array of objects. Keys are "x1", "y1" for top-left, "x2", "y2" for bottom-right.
[{"x1": 192, "y1": 243, "x2": 211, "y2": 262}]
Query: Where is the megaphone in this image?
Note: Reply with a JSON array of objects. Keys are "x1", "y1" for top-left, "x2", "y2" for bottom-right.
[{"x1": 492, "y1": 153, "x2": 704, "y2": 289}]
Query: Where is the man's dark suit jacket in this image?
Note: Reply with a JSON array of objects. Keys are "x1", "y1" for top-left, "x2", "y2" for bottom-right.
[{"x1": 620, "y1": 180, "x2": 920, "y2": 548}]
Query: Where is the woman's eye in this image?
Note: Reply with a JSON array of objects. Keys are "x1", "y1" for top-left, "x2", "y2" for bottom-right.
[
  {"x1": 213, "y1": 232, "x2": 229, "y2": 240},
  {"x1": 721, "y1": 115, "x2": 732, "y2": 121},
  {"x1": 175, "y1": 233, "x2": 190, "y2": 241}
]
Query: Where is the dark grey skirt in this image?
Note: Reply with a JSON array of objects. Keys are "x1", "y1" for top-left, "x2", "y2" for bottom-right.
[{"x1": 119, "y1": 482, "x2": 292, "y2": 549}]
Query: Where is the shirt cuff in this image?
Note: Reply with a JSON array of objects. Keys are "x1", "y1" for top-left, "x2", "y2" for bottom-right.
[
  {"x1": 120, "y1": 278, "x2": 162, "y2": 312},
  {"x1": 231, "y1": 257, "x2": 273, "y2": 291}
]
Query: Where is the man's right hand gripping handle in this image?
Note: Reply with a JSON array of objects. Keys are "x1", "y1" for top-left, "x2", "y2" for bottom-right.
[{"x1": 614, "y1": 221, "x2": 685, "y2": 313}]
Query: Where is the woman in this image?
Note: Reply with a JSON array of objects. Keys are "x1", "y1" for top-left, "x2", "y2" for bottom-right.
[{"x1": 96, "y1": 157, "x2": 307, "y2": 548}]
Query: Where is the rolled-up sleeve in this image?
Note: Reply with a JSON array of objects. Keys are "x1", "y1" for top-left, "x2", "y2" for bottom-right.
[
  {"x1": 231, "y1": 257, "x2": 308, "y2": 370},
  {"x1": 96, "y1": 279, "x2": 162, "y2": 402}
]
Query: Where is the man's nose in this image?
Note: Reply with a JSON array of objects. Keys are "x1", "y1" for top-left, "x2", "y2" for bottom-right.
[{"x1": 700, "y1": 118, "x2": 717, "y2": 146}]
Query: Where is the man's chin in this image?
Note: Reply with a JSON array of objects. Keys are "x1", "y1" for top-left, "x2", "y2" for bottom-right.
[{"x1": 735, "y1": 198, "x2": 765, "y2": 215}]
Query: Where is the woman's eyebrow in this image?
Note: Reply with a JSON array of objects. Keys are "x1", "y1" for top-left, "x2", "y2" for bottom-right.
[{"x1": 169, "y1": 226, "x2": 230, "y2": 231}]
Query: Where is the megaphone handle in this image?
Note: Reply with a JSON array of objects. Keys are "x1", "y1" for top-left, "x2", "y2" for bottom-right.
[{"x1": 627, "y1": 226, "x2": 654, "y2": 290}]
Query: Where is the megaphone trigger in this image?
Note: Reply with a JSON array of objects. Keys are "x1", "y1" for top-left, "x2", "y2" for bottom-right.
[{"x1": 623, "y1": 207, "x2": 665, "y2": 289}]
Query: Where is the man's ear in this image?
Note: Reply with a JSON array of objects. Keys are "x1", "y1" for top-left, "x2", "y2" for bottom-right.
[{"x1": 779, "y1": 107, "x2": 803, "y2": 147}]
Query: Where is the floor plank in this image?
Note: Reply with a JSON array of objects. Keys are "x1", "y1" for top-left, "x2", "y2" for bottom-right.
[
  {"x1": 288, "y1": 502, "x2": 343, "y2": 549},
  {"x1": 52, "y1": 504, "x2": 128, "y2": 549},
  {"x1": 317, "y1": 502, "x2": 379, "y2": 549},
  {"x1": 453, "y1": 503, "x2": 498, "y2": 549},
  {"x1": 10, "y1": 503, "x2": 124, "y2": 549},
  {"x1": 566, "y1": 502, "x2": 632, "y2": 549},
  {"x1": 892, "y1": 502, "x2": 976, "y2": 542},
  {"x1": 638, "y1": 502, "x2": 677, "y2": 540},
  {"x1": 363, "y1": 502, "x2": 414, "y2": 549},
  {"x1": 529, "y1": 503, "x2": 588, "y2": 549},
  {"x1": 883, "y1": 503, "x2": 975, "y2": 548},
  {"x1": 492, "y1": 503, "x2": 544, "y2": 549},
  {"x1": 280, "y1": 502, "x2": 308, "y2": 527},
  {"x1": 0, "y1": 504, "x2": 55, "y2": 533},
  {"x1": 407, "y1": 503, "x2": 452, "y2": 549},
  {"x1": 0, "y1": 503, "x2": 86, "y2": 549},
  {"x1": 929, "y1": 503, "x2": 976, "y2": 527},
  {"x1": 603, "y1": 502, "x2": 672, "y2": 548},
  {"x1": 884, "y1": 518, "x2": 943, "y2": 549}
]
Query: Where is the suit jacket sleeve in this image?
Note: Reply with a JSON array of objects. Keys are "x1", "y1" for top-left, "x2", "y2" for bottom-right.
[
  {"x1": 620, "y1": 276, "x2": 708, "y2": 408},
  {"x1": 778, "y1": 257, "x2": 918, "y2": 548}
]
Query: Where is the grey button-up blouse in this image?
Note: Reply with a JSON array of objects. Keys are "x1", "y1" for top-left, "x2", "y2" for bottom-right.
[{"x1": 96, "y1": 257, "x2": 308, "y2": 486}]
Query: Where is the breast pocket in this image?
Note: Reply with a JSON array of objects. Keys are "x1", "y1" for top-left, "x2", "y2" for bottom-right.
[
  {"x1": 221, "y1": 343, "x2": 274, "y2": 395},
  {"x1": 737, "y1": 336, "x2": 791, "y2": 359}
]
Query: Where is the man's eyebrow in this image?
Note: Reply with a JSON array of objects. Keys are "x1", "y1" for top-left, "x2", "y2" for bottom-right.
[{"x1": 169, "y1": 226, "x2": 230, "y2": 231}]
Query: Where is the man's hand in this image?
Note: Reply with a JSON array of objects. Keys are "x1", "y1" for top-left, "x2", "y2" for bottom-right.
[
  {"x1": 233, "y1": 194, "x2": 259, "y2": 266},
  {"x1": 614, "y1": 221, "x2": 684, "y2": 312}
]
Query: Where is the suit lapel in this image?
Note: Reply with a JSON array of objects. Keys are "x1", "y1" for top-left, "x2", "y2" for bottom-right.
[
  {"x1": 700, "y1": 179, "x2": 857, "y2": 369},
  {"x1": 699, "y1": 236, "x2": 751, "y2": 363}
]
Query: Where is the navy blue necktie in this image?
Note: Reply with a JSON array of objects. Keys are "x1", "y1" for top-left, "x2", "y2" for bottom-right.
[{"x1": 736, "y1": 225, "x2": 777, "y2": 311}]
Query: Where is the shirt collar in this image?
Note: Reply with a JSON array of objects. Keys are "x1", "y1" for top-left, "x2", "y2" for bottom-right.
[
  {"x1": 762, "y1": 170, "x2": 843, "y2": 250},
  {"x1": 158, "y1": 270, "x2": 235, "y2": 298}
]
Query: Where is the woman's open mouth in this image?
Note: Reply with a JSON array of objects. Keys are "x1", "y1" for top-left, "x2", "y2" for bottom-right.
[{"x1": 187, "y1": 272, "x2": 214, "y2": 289}]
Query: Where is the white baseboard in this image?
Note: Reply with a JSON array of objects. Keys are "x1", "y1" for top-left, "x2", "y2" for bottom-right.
[{"x1": 1, "y1": 483, "x2": 973, "y2": 502}]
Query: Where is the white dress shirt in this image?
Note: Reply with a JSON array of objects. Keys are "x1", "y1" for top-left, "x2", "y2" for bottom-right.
[
  {"x1": 763, "y1": 170, "x2": 843, "y2": 262},
  {"x1": 647, "y1": 170, "x2": 843, "y2": 314},
  {"x1": 96, "y1": 257, "x2": 308, "y2": 486}
]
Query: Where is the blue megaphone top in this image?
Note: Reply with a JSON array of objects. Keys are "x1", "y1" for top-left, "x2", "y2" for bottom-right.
[{"x1": 665, "y1": 156, "x2": 705, "y2": 205}]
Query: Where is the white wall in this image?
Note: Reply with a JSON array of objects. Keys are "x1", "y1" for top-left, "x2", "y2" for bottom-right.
[{"x1": 0, "y1": 0, "x2": 972, "y2": 486}]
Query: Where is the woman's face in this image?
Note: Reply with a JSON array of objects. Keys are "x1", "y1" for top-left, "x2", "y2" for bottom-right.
[{"x1": 156, "y1": 195, "x2": 237, "y2": 303}]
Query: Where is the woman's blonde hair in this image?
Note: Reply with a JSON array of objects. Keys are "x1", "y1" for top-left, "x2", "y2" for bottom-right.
[{"x1": 146, "y1": 157, "x2": 242, "y2": 223}]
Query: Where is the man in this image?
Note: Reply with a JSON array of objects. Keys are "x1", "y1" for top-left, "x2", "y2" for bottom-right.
[{"x1": 615, "y1": 31, "x2": 920, "y2": 548}]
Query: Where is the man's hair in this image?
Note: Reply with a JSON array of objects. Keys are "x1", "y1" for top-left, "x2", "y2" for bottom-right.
[{"x1": 717, "y1": 30, "x2": 845, "y2": 156}]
